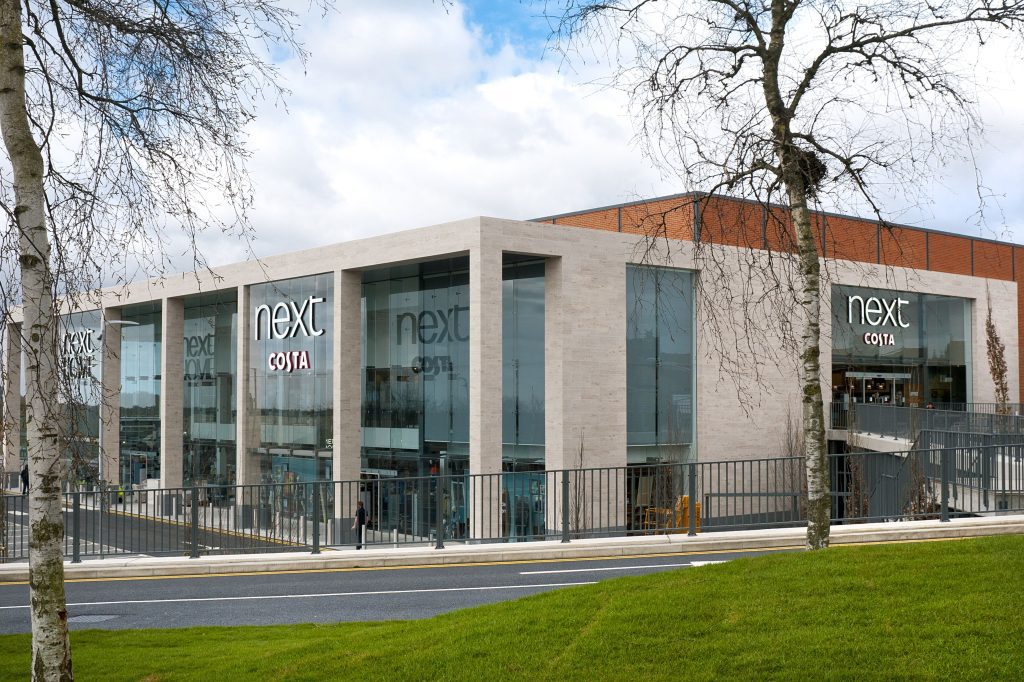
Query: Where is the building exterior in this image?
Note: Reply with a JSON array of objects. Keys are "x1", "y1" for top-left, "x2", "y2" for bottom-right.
[{"x1": 2, "y1": 193, "x2": 1020, "y2": 498}]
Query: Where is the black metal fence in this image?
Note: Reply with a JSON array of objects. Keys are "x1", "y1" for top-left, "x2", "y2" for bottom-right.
[
  {"x1": 2, "y1": 442, "x2": 1023, "y2": 562},
  {"x1": 831, "y1": 402, "x2": 1024, "y2": 442}
]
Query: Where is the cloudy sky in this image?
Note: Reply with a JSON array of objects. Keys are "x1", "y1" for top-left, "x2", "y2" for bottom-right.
[{"x1": 217, "y1": 0, "x2": 1024, "y2": 265}]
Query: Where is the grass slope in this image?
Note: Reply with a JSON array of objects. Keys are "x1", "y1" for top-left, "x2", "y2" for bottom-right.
[{"x1": 1, "y1": 536, "x2": 1022, "y2": 680}]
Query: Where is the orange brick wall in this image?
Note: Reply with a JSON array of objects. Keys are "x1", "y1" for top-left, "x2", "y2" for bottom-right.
[
  {"x1": 765, "y1": 207, "x2": 797, "y2": 252},
  {"x1": 620, "y1": 198, "x2": 694, "y2": 240},
  {"x1": 825, "y1": 216, "x2": 877, "y2": 264},
  {"x1": 698, "y1": 196, "x2": 762, "y2": 248},
  {"x1": 879, "y1": 226, "x2": 928, "y2": 270},
  {"x1": 554, "y1": 207, "x2": 618, "y2": 232},
  {"x1": 928, "y1": 233, "x2": 975, "y2": 276},
  {"x1": 973, "y1": 241, "x2": 1014, "y2": 281}
]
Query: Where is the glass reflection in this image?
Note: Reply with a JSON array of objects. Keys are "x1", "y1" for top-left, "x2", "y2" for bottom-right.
[
  {"x1": 831, "y1": 285, "x2": 971, "y2": 405},
  {"x1": 503, "y1": 257, "x2": 545, "y2": 468},
  {"x1": 119, "y1": 304, "x2": 162, "y2": 485},
  {"x1": 361, "y1": 259, "x2": 470, "y2": 478},
  {"x1": 58, "y1": 310, "x2": 102, "y2": 482},
  {"x1": 183, "y1": 292, "x2": 237, "y2": 495},
  {"x1": 248, "y1": 274, "x2": 333, "y2": 484},
  {"x1": 626, "y1": 265, "x2": 695, "y2": 464}
]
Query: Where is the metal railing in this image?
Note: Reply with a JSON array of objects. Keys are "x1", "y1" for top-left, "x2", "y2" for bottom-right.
[
  {"x1": 831, "y1": 403, "x2": 1024, "y2": 442},
  {"x1": 928, "y1": 403, "x2": 1024, "y2": 415},
  {"x1": 832, "y1": 442, "x2": 1024, "y2": 522},
  {"x1": 3, "y1": 442, "x2": 1023, "y2": 562}
]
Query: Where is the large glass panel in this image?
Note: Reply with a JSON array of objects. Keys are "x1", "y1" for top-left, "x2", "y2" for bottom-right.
[
  {"x1": 831, "y1": 285, "x2": 972, "y2": 405},
  {"x1": 626, "y1": 265, "x2": 695, "y2": 464},
  {"x1": 183, "y1": 292, "x2": 237, "y2": 492},
  {"x1": 58, "y1": 310, "x2": 102, "y2": 482},
  {"x1": 502, "y1": 257, "x2": 545, "y2": 468},
  {"x1": 248, "y1": 274, "x2": 333, "y2": 483},
  {"x1": 119, "y1": 304, "x2": 162, "y2": 485},
  {"x1": 361, "y1": 259, "x2": 469, "y2": 479}
]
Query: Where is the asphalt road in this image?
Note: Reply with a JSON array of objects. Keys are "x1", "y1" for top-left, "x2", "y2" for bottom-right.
[
  {"x1": 0, "y1": 548, "x2": 785, "y2": 633},
  {"x1": 4, "y1": 499, "x2": 301, "y2": 560}
]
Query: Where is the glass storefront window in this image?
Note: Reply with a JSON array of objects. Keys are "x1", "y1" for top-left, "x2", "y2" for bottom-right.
[
  {"x1": 119, "y1": 304, "x2": 162, "y2": 485},
  {"x1": 831, "y1": 285, "x2": 972, "y2": 406},
  {"x1": 248, "y1": 274, "x2": 333, "y2": 484},
  {"x1": 183, "y1": 292, "x2": 237, "y2": 491},
  {"x1": 361, "y1": 258, "x2": 470, "y2": 478},
  {"x1": 503, "y1": 257, "x2": 545, "y2": 468},
  {"x1": 58, "y1": 310, "x2": 102, "y2": 482},
  {"x1": 626, "y1": 265, "x2": 695, "y2": 464}
]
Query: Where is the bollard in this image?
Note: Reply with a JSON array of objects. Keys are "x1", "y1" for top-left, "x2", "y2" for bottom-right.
[
  {"x1": 940, "y1": 449, "x2": 950, "y2": 523},
  {"x1": 561, "y1": 471, "x2": 570, "y2": 543},
  {"x1": 688, "y1": 462, "x2": 697, "y2": 537},
  {"x1": 435, "y1": 478, "x2": 445, "y2": 550},
  {"x1": 190, "y1": 486, "x2": 201, "y2": 558},
  {"x1": 72, "y1": 492, "x2": 81, "y2": 563},
  {"x1": 312, "y1": 482, "x2": 321, "y2": 555}
]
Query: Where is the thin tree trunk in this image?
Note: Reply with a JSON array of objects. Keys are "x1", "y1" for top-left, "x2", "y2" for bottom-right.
[
  {"x1": 787, "y1": 183, "x2": 830, "y2": 550},
  {"x1": 0, "y1": 1, "x2": 73, "y2": 679}
]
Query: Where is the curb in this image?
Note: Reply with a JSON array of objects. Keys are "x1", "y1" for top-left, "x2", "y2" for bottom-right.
[{"x1": 2, "y1": 515, "x2": 1022, "y2": 582}]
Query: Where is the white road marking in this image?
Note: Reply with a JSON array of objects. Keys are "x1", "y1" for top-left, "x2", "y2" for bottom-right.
[
  {"x1": 520, "y1": 557, "x2": 729, "y2": 573},
  {"x1": 521, "y1": 562, "x2": 694, "y2": 575},
  {"x1": 0, "y1": 582, "x2": 597, "y2": 610}
]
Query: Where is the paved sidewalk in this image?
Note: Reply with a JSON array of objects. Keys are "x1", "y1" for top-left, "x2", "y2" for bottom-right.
[{"x1": 2, "y1": 514, "x2": 1022, "y2": 583}]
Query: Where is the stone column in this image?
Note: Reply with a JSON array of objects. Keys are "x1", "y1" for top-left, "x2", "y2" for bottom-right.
[
  {"x1": 3, "y1": 323, "x2": 22, "y2": 482},
  {"x1": 235, "y1": 285, "x2": 257, "y2": 485},
  {"x1": 544, "y1": 257, "x2": 566, "y2": 471},
  {"x1": 99, "y1": 307, "x2": 122, "y2": 485},
  {"x1": 544, "y1": 250, "x2": 628, "y2": 536},
  {"x1": 468, "y1": 244, "x2": 503, "y2": 539},
  {"x1": 542, "y1": 257, "x2": 566, "y2": 535},
  {"x1": 233, "y1": 285, "x2": 262, "y2": 527},
  {"x1": 159, "y1": 297, "x2": 184, "y2": 501},
  {"x1": 333, "y1": 269, "x2": 362, "y2": 543}
]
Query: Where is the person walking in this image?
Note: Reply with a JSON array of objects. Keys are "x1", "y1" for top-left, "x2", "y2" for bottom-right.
[
  {"x1": 20, "y1": 464, "x2": 29, "y2": 495},
  {"x1": 351, "y1": 500, "x2": 367, "y2": 550}
]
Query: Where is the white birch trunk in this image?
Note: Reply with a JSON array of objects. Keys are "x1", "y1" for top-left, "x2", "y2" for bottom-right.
[
  {"x1": 787, "y1": 188, "x2": 830, "y2": 550},
  {"x1": 0, "y1": 1, "x2": 73, "y2": 678}
]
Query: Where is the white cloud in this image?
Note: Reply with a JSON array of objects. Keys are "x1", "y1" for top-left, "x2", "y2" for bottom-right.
[
  {"x1": 198, "y1": 0, "x2": 1024, "y2": 268},
  {"x1": 215, "y1": 0, "x2": 670, "y2": 265}
]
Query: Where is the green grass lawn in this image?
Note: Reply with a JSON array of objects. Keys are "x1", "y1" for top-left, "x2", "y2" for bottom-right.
[{"x1": 2, "y1": 535, "x2": 1022, "y2": 681}]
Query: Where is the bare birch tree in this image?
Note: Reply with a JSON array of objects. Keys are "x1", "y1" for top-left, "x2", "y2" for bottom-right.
[
  {"x1": 0, "y1": 1, "x2": 331, "y2": 678},
  {"x1": 554, "y1": 0, "x2": 1024, "y2": 550}
]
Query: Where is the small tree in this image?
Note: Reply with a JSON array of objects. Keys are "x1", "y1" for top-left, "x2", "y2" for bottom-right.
[
  {"x1": 555, "y1": 0, "x2": 1024, "y2": 550},
  {"x1": 985, "y1": 289, "x2": 1010, "y2": 416},
  {"x1": 0, "y1": 2, "x2": 331, "y2": 678}
]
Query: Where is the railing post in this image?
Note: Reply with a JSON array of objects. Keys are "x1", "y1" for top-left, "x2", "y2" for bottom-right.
[
  {"x1": 687, "y1": 462, "x2": 698, "y2": 537},
  {"x1": 190, "y1": 486, "x2": 201, "y2": 558},
  {"x1": 561, "y1": 470, "x2": 570, "y2": 543},
  {"x1": 311, "y1": 482, "x2": 321, "y2": 555},
  {"x1": 71, "y1": 491, "x2": 81, "y2": 564},
  {"x1": 434, "y1": 477, "x2": 445, "y2": 550},
  {"x1": 940, "y1": 449, "x2": 950, "y2": 523}
]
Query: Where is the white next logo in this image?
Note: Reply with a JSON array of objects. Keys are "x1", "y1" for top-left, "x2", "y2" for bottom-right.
[
  {"x1": 254, "y1": 295, "x2": 326, "y2": 341},
  {"x1": 847, "y1": 294, "x2": 911, "y2": 328}
]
